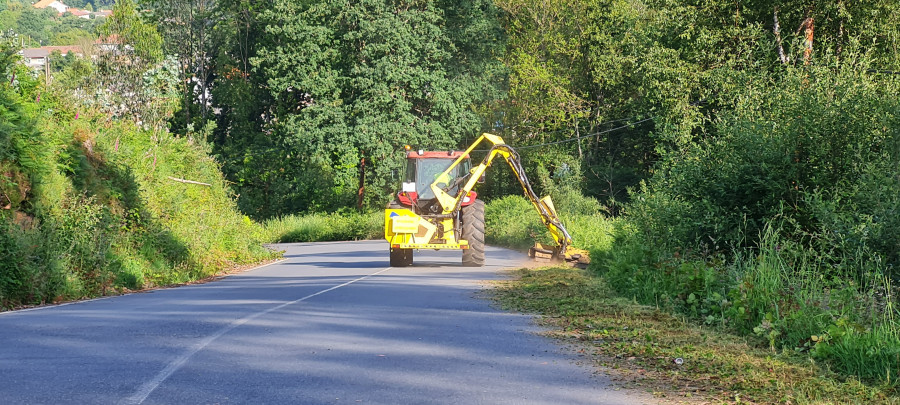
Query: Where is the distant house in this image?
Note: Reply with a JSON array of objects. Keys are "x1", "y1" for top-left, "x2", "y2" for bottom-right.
[
  {"x1": 94, "y1": 10, "x2": 112, "y2": 17},
  {"x1": 19, "y1": 46, "x2": 88, "y2": 71},
  {"x1": 20, "y1": 48, "x2": 49, "y2": 69},
  {"x1": 42, "y1": 45, "x2": 84, "y2": 57},
  {"x1": 68, "y1": 8, "x2": 91, "y2": 19},
  {"x1": 32, "y1": 0, "x2": 69, "y2": 14}
]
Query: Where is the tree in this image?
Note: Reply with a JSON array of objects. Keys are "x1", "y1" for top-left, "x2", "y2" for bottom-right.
[
  {"x1": 217, "y1": 0, "x2": 505, "y2": 217},
  {"x1": 0, "y1": 11, "x2": 18, "y2": 33},
  {"x1": 93, "y1": 0, "x2": 165, "y2": 124},
  {"x1": 98, "y1": 0, "x2": 162, "y2": 63},
  {"x1": 52, "y1": 29, "x2": 91, "y2": 45},
  {"x1": 16, "y1": 7, "x2": 50, "y2": 45},
  {"x1": 143, "y1": 0, "x2": 219, "y2": 129}
]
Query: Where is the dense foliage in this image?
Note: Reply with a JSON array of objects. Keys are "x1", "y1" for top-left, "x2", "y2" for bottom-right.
[
  {"x1": 482, "y1": 0, "x2": 900, "y2": 390},
  {"x1": 0, "y1": 24, "x2": 271, "y2": 309},
  {"x1": 203, "y1": 0, "x2": 506, "y2": 217}
]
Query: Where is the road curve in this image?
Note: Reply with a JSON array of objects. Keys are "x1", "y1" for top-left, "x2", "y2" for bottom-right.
[{"x1": 0, "y1": 241, "x2": 647, "y2": 404}]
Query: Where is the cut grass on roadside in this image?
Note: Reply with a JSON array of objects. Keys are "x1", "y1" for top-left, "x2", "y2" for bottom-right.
[{"x1": 491, "y1": 267, "x2": 898, "y2": 404}]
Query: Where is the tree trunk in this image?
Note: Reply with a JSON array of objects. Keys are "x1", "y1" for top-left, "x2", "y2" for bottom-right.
[
  {"x1": 773, "y1": 7, "x2": 788, "y2": 64},
  {"x1": 357, "y1": 157, "x2": 366, "y2": 211}
]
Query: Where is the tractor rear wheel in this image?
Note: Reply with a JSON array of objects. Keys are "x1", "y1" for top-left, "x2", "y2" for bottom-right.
[
  {"x1": 461, "y1": 199, "x2": 485, "y2": 267},
  {"x1": 390, "y1": 247, "x2": 413, "y2": 267}
]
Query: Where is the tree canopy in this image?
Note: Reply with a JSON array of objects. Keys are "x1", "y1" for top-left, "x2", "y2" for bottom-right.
[{"x1": 205, "y1": 0, "x2": 505, "y2": 216}]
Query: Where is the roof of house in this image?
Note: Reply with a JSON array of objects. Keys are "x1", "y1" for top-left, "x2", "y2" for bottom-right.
[
  {"x1": 41, "y1": 46, "x2": 84, "y2": 55},
  {"x1": 32, "y1": 0, "x2": 59, "y2": 9},
  {"x1": 22, "y1": 48, "x2": 49, "y2": 58},
  {"x1": 95, "y1": 10, "x2": 112, "y2": 16},
  {"x1": 68, "y1": 8, "x2": 89, "y2": 16}
]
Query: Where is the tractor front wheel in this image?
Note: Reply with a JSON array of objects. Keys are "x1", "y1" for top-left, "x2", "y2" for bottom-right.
[
  {"x1": 390, "y1": 248, "x2": 413, "y2": 267},
  {"x1": 461, "y1": 199, "x2": 486, "y2": 267}
]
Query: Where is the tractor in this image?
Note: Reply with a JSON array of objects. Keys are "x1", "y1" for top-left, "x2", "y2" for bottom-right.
[{"x1": 384, "y1": 133, "x2": 575, "y2": 267}]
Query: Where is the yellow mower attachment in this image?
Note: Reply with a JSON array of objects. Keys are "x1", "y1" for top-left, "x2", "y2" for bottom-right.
[{"x1": 528, "y1": 243, "x2": 591, "y2": 268}]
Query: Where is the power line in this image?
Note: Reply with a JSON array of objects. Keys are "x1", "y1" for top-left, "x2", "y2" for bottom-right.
[
  {"x1": 471, "y1": 116, "x2": 655, "y2": 153},
  {"x1": 514, "y1": 116, "x2": 655, "y2": 150},
  {"x1": 471, "y1": 116, "x2": 635, "y2": 147}
]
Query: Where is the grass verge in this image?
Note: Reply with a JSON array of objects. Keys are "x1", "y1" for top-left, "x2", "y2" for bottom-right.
[
  {"x1": 261, "y1": 211, "x2": 383, "y2": 243},
  {"x1": 491, "y1": 266, "x2": 898, "y2": 404}
]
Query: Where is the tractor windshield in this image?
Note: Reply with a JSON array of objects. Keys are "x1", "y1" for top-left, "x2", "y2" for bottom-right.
[{"x1": 406, "y1": 158, "x2": 471, "y2": 200}]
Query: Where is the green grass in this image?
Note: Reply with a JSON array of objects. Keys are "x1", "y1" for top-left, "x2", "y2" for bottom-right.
[
  {"x1": 1, "y1": 69, "x2": 276, "y2": 309},
  {"x1": 261, "y1": 211, "x2": 383, "y2": 243},
  {"x1": 598, "y1": 226, "x2": 900, "y2": 389},
  {"x1": 485, "y1": 194, "x2": 616, "y2": 253},
  {"x1": 492, "y1": 267, "x2": 898, "y2": 404}
]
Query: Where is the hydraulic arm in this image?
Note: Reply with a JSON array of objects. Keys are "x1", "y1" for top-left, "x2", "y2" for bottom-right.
[{"x1": 430, "y1": 133, "x2": 573, "y2": 257}]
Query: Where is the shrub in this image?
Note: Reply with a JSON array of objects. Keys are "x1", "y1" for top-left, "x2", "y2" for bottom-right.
[
  {"x1": 605, "y1": 60, "x2": 900, "y2": 386},
  {"x1": 631, "y1": 63, "x2": 900, "y2": 261},
  {"x1": 485, "y1": 195, "x2": 550, "y2": 250},
  {"x1": 600, "y1": 219, "x2": 900, "y2": 386}
]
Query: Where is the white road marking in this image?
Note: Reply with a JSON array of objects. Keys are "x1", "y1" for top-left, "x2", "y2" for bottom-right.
[{"x1": 122, "y1": 266, "x2": 394, "y2": 405}]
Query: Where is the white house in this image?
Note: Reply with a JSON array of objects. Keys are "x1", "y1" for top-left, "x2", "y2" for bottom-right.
[
  {"x1": 32, "y1": 0, "x2": 69, "y2": 14},
  {"x1": 20, "y1": 48, "x2": 49, "y2": 69}
]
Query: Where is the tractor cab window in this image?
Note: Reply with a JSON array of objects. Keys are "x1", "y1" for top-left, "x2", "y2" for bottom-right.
[{"x1": 408, "y1": 157, "x2": 471, "y2": 200}]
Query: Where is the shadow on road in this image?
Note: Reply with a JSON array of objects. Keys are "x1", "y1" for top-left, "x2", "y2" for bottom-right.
[{"x1": 0, "y1": 241, "x2": 630, "y2": 404}]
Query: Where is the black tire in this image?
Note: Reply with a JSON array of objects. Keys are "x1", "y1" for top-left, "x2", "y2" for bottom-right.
[
  {"x1": 390, "y1": 247, "x2": 413, "y2": 267},
  {"x1": 461, "y1": 199, "x2": 486, "y2": 267}
]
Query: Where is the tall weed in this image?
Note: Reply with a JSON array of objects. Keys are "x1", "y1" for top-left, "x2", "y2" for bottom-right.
[{"x1": 600, "y1": 220, "x2": 900, "y2": 387}]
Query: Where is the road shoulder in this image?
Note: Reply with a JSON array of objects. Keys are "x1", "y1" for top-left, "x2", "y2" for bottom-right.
[{"x1": 487, "y1": 266, "x2": 895, "y2": 404}]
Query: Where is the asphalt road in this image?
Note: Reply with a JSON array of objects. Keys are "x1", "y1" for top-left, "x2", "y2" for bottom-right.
[{"x1": 0, "y1": 241, "x2": 647, "y2": 404}]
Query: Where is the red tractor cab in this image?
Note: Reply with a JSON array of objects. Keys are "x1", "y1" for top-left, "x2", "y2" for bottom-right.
[{"x1": 396, "y1": 150, "x2": 477, "y2": 214}]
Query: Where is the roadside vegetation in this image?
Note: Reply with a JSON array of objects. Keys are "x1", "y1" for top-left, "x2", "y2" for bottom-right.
[
  {"x1": 484, "y1": 70, "x2": 900, "y2": 389},
  {"x1": 0, "y1": 4, "x2": 274, "y2": 310},
  {"x1": 487, "y1": 191, "x2": 900, "y2": 400},
  {"x1": 477, "y1": 1, "x2": 900, "y2": 398},
  {"x1": 261, "y1": 211, "x2": 382, "y2": 244},
  {"x1": 493, "y1": 267, "x2": 897, "y2": 404}
]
